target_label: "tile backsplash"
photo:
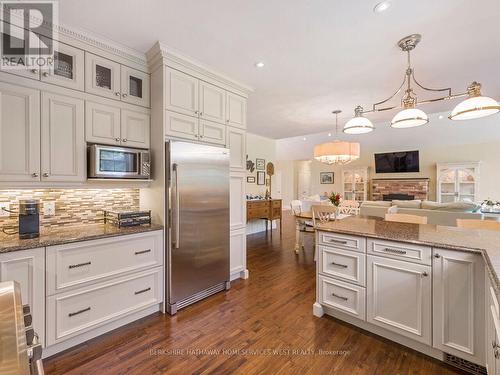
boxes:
[0,188,139,229]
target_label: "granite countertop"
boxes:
[0,223,164,254]
[315,216,500,295]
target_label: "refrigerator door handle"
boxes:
[172,163,180,249]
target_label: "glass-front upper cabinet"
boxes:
[437,162,480,203]
[0,23,40,79]
[41,42,84,90]
[85,52,121,100]
[121,66,150,107]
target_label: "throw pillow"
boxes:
[392,200,422,209]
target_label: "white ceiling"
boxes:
[59,0,500,139]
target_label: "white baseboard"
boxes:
[230,268,249,281]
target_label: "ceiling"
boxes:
[59,0,500,139]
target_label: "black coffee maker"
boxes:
[18,200,40,239]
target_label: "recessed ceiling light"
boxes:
[255,62,265,68]
[328,133,332,137]
[302,137,307,141]
[373,1,391,13]
[438,115,444,120]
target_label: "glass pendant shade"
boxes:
[343,116,374,134]
[391,108,429,128]
[449,95,500,120]
[314,140,360,165]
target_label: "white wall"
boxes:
[246,133,277,197]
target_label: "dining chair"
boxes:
[385,213,428,224]
[338,200,360,215]
[290,200,302,215]
[457,219,500,231]
[312,205,339,226]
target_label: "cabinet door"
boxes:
[165,110,199,141]
[121,66,150,107]
[0,83,40,181]
[433,248,485,365]
[85,101,121,146]
[230,171,246,230]
[121,109,150,148]
[367,255,431,345]
[200,119,226,145]
[226,126,246,170]
[199,81,226,124]
[486,287,497,375]
[41,42,84,91]
[85,52,121,100]
[226,92,246,129]
[0,25,40,80]
[0,248,45,347]
[41,92,85,182]
[230,227,247,278]
[165,67,199,117]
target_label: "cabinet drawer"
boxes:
[247,208,269,218]
[46,267,162,345]
[318,232,366,253]
[47,231,163,295]
[318,275,365,320]
[319,246,366,286]
[367,239,431,265]
[272,201,282,208]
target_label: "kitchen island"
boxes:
[314,216,500,373]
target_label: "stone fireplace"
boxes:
[371,178,429,201]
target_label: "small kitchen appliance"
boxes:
[18,200,40,239]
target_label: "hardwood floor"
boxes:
[44,212,463,375]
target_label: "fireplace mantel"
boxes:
[371,178,429,201]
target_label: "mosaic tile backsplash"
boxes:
[0,189,139,229]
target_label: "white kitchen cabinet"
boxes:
[342,167,368,202]
[85,52,122,100]
[437,162,480,203]
[121,109,150,148]
[230,171,246,230]
[367,255,432,345]
[0,248,45,346]
[226,92,246,129]
[227,126,246,171]
[0,26,40,80]
[0,82,41,182]
[200,119,226,145]
[85,101,122,146]
[165,67,199,117]
[41,42,85,91]
[230,227,247,279]
[41,92,85,182]
[165,110,199,141]
[319,246,366,286]
[433,248,485,365]
[200,81,226,124]
[121,66,150,107]
[486,277,499,375]
[318,275,366,320]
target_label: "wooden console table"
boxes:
[247,199,282,236]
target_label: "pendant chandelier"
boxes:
[314,110,360,165]
[343,34,500,133]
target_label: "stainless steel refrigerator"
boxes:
[165,140,230,315]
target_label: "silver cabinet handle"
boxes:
[199,112,203,116]
[134,287,151,295]
[31,172,39,178]
[122,138,127,143]
[194,110,199,115]
[226,119,230,123]
[434,253,441,258]
[199,135,204,138]
[383,247,407,255]
[31,69,38,74]
[328,239,348,244]
[135,249,151,255]
[115,137,121,142]
[115,92,121,96]
[492,340,497,349]
[68,307,91,317]
[172,163,180,249]
[332,293,348,301]
[42,173,49,178]
[122,93,128,98]
[331,261,348,268]
[421,272,428,277]
[69,261,91,269]
[496,349,500,359]
[42,71,49,77]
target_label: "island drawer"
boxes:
[319,246,366,286]
[46,267,162,345]
[317,232,366,253]
[318,275,366,320]
[46,231,163,295]
[367,238,431,265]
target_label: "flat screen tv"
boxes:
[374,150,420,173]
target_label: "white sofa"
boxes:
[360,200,483,227]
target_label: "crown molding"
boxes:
[147,41,254,95]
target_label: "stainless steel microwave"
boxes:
[88,144,151,179]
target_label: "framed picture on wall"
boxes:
[257,171,266,185]
[320,172,334,184]
[247,176,256,183]
[256,158,266,170]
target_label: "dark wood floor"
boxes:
[44,213,462,375]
